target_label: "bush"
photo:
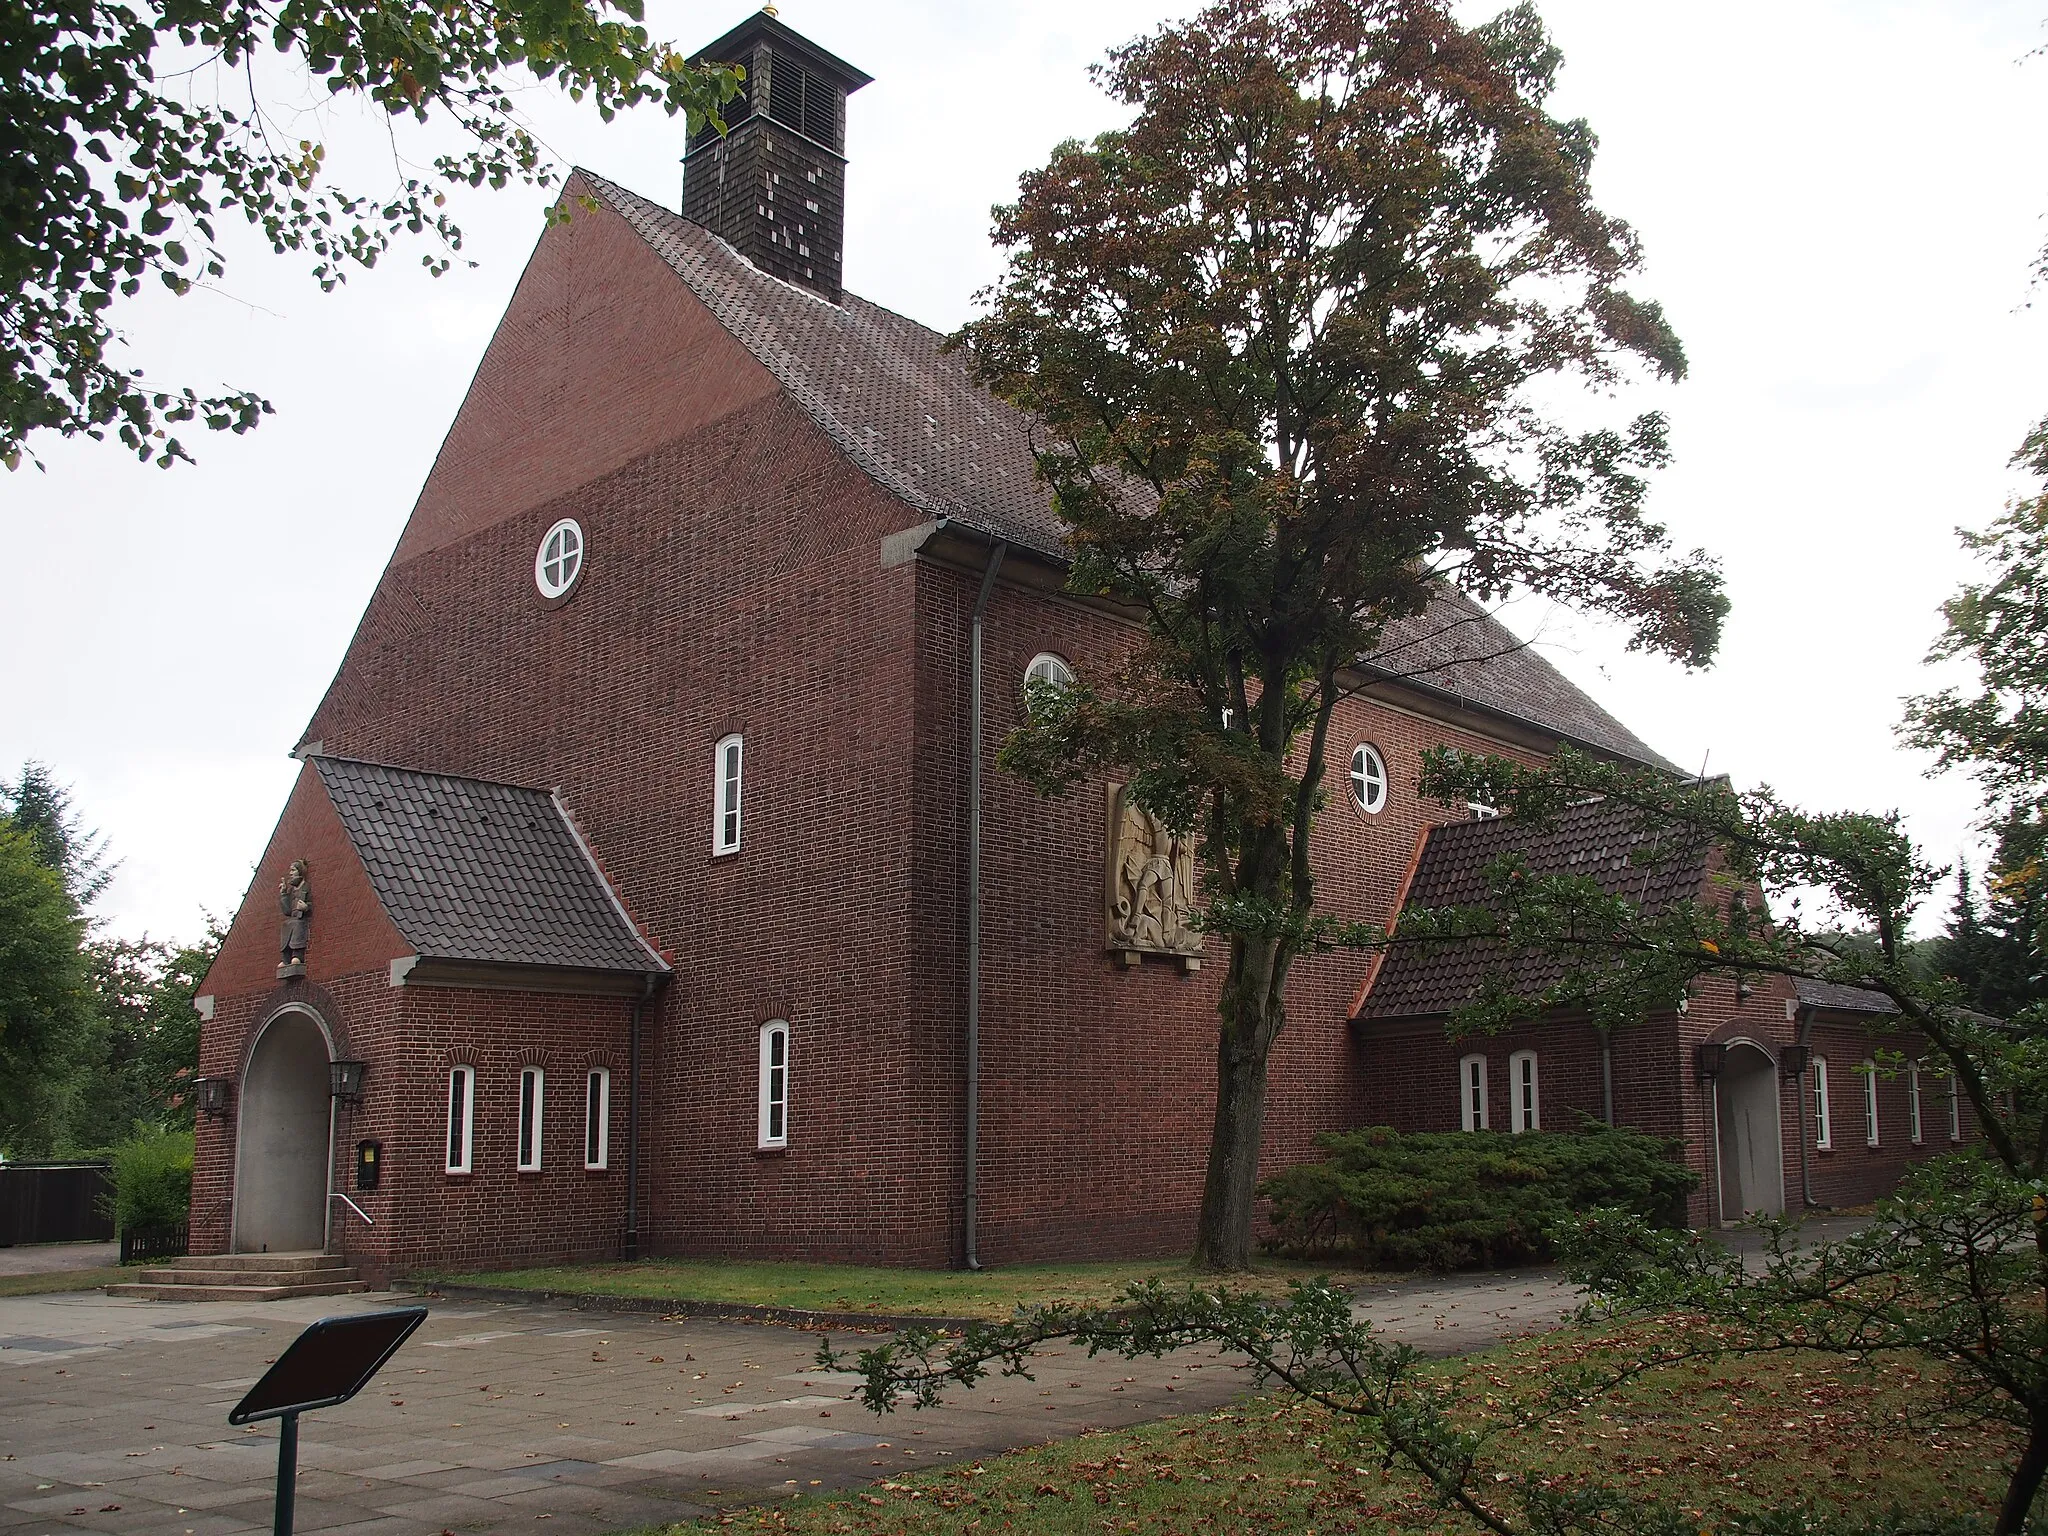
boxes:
[1260,1122,1696,1270]
[106,1123,193,1232]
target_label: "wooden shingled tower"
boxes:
[683,10,872,303]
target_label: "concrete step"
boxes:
[140,1265,356,1287]
[171,1252,350,1275]
[104,1278,369,1303]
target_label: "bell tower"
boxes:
[682,10,872,303]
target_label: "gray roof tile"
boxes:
[314,756,665,975]
[576,170,1671,770]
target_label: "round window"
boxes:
[1023,652,1076,701]
[1349,743,1388,815]
[535,518,585,601]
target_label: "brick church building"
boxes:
[188,11,1960,1280]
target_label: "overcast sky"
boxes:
[4,0,2045,943]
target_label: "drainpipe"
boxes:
[964,538,1007,1272]
[1794,1006,1817,1209]
[1598,1027,1615,1126]
[625,974,655,1261]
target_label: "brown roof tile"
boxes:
[578,170,1670,770]
[1354,796,1714,1021]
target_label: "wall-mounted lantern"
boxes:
[1695,1042,1727,1081]
[329,1060,368,1101]
[194,1076,232,1117]
[1779,1044,1811,1078]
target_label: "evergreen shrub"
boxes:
[107,1123,193,1232]
[1260,1122,1696,1270]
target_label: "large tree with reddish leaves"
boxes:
[966,0,1726,1270]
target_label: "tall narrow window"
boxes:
[1509,1050,1540,1133]
[1908,1060,1923,1144]
[1812,1056,1832,1149]
[585,1068,611,1170]
[1862,1059,1879,1147]
[1459,1054,1489,1131]
[446,1066,474,1174]
[517,1067,544,1171]
[713,734,743,855]
[1949,1075,1963,1142]
[758,1021,789,1148]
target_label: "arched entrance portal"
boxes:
[234,1009,333,1252]
[1716,1042,1785,1221]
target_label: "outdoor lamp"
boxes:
[1695,1042,1727,1081]
[194,1076,231,1116]
[329,1060,368,1101]
[1779,1044,1811,1077]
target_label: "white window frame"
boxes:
[1949,1074,1963,1142]
[1509,1050,1540,1133]
[1023,652,1076,701]
[584,1067,611,1170]
[758,1020,790,1149]
[1469,801,1501,821]
[1812,1056,1832,1149]
[1349,743,1388,815]
[1862,1059,1879,1147]
[517,1066,544,1172]
[713,733,743,855]
[446,1065,475,1174]
[1459,1054,1489,1131]
[534,517,585,599]
[1908,1059,1923,1145]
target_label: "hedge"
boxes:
[1260,1122,1697,1271]
[106,1123,194,1233]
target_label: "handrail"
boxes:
[329,1190,374,1226]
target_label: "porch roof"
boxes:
[312,756,667,981]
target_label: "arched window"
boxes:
[1349,743,1388,815]
[445,1065,474,1174]
[1458,1054,1488,1131]
[534,518,585,600]
[758,1021,790,1149]
[584,1068,611,1170]
[1024,652,1075,702]
[1812,1056,1832,1149]
[713,734,743,855]
[517,1067,544,1171]
[1509,1050,1540,1133]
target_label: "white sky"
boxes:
[3,0,2044,943]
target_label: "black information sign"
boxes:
[230,1306,428,1535]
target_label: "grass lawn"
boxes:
[617,1328,2007,1535]
[413,1257,1392,1321]
[0,1265,130,1297]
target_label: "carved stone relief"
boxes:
[1104,784,1203,969]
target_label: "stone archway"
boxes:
[234,1008,333,1253]
[1715,1041,1785,1221]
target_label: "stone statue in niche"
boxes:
[1105,785,1203,968]
[277,859,312,979]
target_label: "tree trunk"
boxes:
[1192,949,1283,1272]
[1995,1418,2048,1536]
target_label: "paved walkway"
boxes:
[0,1267,1580,1536]
[0,1245,116,1279]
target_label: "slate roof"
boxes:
[576,170,1672,771]
[313,756,666,976]
[1354,797,1715,1021]
[1791,977,1899,1016]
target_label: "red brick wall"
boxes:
[912,558,1559,1263]
[200,765,406,1000]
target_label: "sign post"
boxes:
[229,1306,428,1536]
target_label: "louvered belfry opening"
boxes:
[681,12,871,303]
